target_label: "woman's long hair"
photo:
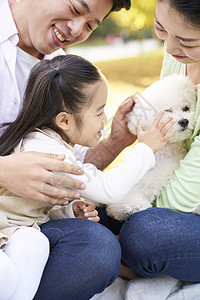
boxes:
[162,0,200,27]
[0,54,102,156]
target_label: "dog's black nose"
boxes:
[178,119,189,128]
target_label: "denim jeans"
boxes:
[33,218,121,300]
[98,207,200,282]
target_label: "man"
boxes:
[1,0,134,298]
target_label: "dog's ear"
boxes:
[126,99,157,134]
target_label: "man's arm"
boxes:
[84,97,137,170]
[0,152,85,205]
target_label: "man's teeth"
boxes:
[53,27,65,42]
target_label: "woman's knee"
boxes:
[119,208,173,267]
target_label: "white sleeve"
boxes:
[77,143,155,204]
[73,144,89,163]
[23,136,155,205]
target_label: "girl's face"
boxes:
[155,1,200,63]
[67,79,108,148]
[15,0,113,58]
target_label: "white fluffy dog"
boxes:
[106,74,197,221]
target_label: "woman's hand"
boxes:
[0,152,86,205]
[72,200,100,222]
[137,111,176,153]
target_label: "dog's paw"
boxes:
[106,202,152,221]
[106,204,130,221]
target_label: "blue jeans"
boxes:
[34,218,121,300]
[98,207,200,282]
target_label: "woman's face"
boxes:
[14,0,113,58]
[155,0,200,63]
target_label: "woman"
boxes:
[98,0,200,293]
[120,0,200,282]
[1,0,133,299]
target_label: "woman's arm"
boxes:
[156,134,200,213]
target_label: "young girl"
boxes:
[0,54,174,299]
[0,58,100,300]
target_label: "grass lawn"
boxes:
[95,48,164,170]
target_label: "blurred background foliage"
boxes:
[88,0,156,41]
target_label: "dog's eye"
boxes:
[183,106,189,112]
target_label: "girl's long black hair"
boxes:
[0,54,102,156]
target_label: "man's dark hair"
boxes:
[111,0,131,12]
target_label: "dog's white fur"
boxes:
[106,74,197,221]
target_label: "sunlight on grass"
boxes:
[95,48,164,170]
[96,48,164,89]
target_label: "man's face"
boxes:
[16,0,113,58]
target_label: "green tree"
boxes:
[111,0,156,32]
[91,0,156,40]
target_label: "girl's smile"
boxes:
[60,79,108,148]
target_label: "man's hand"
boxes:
[109,96,137,148]
[0,152,86,205]
[84,96,137,170]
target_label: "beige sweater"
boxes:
[0,136,75,250]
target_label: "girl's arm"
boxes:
[23,113,175,205]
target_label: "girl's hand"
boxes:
[72,200,100,222]
[137,111,176,153]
